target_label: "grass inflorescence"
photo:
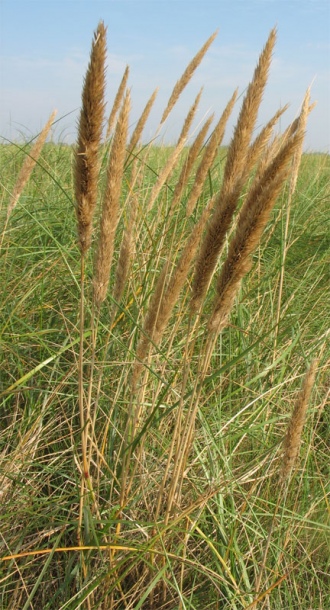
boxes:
[0,21,329,610]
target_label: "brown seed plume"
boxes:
[208,128,304,334]
[93,91,130,307]
[281,359,318,481]
[186,88,238,216]
[132,200,212,387]
[106,65,130,139]
[74,21,107,255]
[113,192,137,306]
[191,28,277,311]
[177,87,203,145]
[160,31,218,125]
[171,114,214,209]
[5,110,57,223]
[128,88,158,154]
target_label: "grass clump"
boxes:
[1,21,329,610]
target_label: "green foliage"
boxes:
[0,136,329,609]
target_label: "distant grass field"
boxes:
[0,22,329,610]
[0,140,329,609]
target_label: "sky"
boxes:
[0,0,329,152]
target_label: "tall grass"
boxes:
[0,22,329,610]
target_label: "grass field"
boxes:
[0,23,329,610]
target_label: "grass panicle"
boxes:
[128,88,158,154]
[281,359,318,481]
[74,21,107,255]
[185,88,238,216]
[93,90,130,308]
[191,27,277,311]
[171,113,214,209]
[177,87,204,145]
[160,30,218,124]
[106,65,130,139]
[208,127,305,334]
[3,110,57,235]
[1,22,326,610]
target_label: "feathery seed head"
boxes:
[75,21,107,255]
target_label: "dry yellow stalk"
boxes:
[5,110,57,223]
[93,91,130,307]
[191,28,277,311]
[128,88,158,154]
[106,65,130,139]
[75,21,107,255]
[208,129,304,334]
[160,31,218,124]
[281,359,318,481]
[186,88,238,216]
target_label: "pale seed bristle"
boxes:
[177,87,203,145]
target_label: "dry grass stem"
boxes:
[160,31,218,124]
[186,88,238,216]
[5,110,57,225]
[75,21,107,255]
[93,90,130,307]
[106,65,129,139]
[191,28,277,311]
[281,359,318,481]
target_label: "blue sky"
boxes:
[0,0,329,151]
